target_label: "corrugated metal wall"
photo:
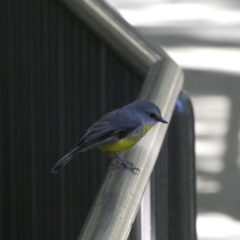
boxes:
[1,1,142,239]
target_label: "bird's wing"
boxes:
[75,120,138,152]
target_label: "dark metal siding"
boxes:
[1,1,142,239]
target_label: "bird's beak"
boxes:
[156,116,168,123]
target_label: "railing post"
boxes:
[152,91,196,240]
[151,136,169,240]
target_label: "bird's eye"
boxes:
[149,113,156,118]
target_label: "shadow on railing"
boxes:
[61,0,196,239]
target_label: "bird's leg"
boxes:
[110,153,140,173]
[113,153,130,168]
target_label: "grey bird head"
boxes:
[130,100,168,125]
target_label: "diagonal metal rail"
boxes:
[62,0,184,239]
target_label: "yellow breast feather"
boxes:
[100,137,138,152]
[100,123,153,153]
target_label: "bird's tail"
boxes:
[51,147,79,173]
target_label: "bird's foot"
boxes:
[109,161,140,174]
[122,161,140,174]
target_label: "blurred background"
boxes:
[105,0,240,239]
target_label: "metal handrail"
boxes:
[61,1,184,239]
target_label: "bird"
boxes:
[51,100,167,173]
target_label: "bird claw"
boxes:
[124,162,140,174]
[109,161,140,174]
[125,161,133,167]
